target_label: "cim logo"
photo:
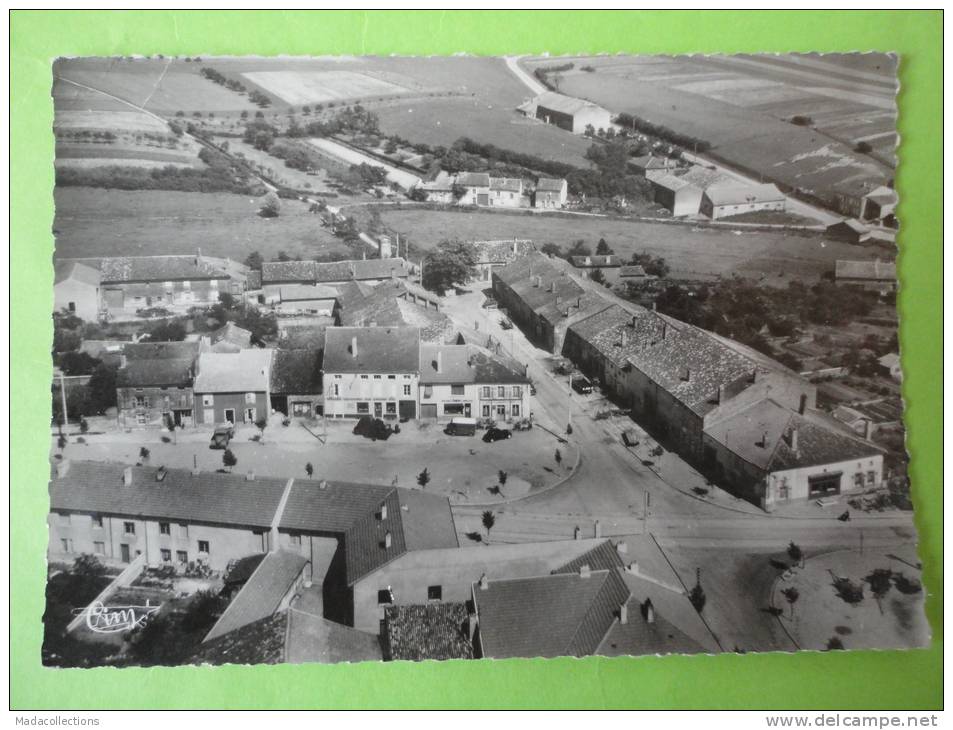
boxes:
[73,601,161,633]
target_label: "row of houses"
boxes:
[49,460,716,662]
[416,172,569,210]
[492,252,885,510]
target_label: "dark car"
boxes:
[571,376,594,395]
[499,317,514,330]
[209,424,234,449]
[482,427,512,443]
[529,382,537,396]
[353,416,393,441]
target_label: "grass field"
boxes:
[53,187,352,262]
[242,70,409,105]
[376,207,881,283]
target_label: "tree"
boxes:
[482,510,496,539]
[72,553,106,577]
[58,351,101,376]
[567,239,591,258]
[222,448,237,472]
[539,242,563,258]
[255,416,268,443]
[584,123,596,138]
[259,191,281,218]
[595,237,614,255]
[305,462,314,478]
[139,446,150,463]
[179,590,227,634]
[689,571,707,613]
[787,541,803,568]
[422,240,477,295]
[781,586,800,619]
[826,636,845,650]
[865,568,894,614]
[243,251,264,271]
[165,413,177,444]
[554,449,563,467]
[498,470,508,488]
[590,268,607,286]
[417,468,430,488]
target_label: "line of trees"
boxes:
[614,112,712,153]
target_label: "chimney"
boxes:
[661,322,667,340]
[120,354,128,369]
[512,239,518,254]
[626,561,640,576]
[616,541,628,556]
[156,466,167,482]
[584,256,591,266]
[863,419,872,441]
[351,336,358,358]
[798,393,808,415]
[683,367,691,382]
[760,431,768,448]
[594,519,601,538]
[122,467,133,487]
[619,602,629,625]
[318,479,328,490]
[643,598,655,624]
[436,351,442,373]
[576,296,581,308]
[573,525,581,540]
[245,470,255,481]
[717,384,726,404]
[380,504,388,521]
[579,564,591,579]
[56,459,70,478]
[479,573,489,590]
[620,329,627,347]
[751,369,758,384]
[789,427,799,452]
[549,281,556,293]
[384,531,392,549]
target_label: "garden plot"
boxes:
[242,70,410,106]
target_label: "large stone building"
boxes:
[519,91,613,135]
[115,340,206,428]
[261,258,413,288]
[54,261,101,321]
[192,348,273,426]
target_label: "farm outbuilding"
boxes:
[533,178,569,209]
[519,91,613,135]
[700,183,786,220]
[648,174,704,217]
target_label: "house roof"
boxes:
[50,461,288,528]
[116,357,194,388]
[619,265,647,278]
[395,300,455,344]
[262,258,412,285]
[261,260,315,283]
[835,259,897,281]
[704,399,884,473]
[864,185,898,205]
[270,349,322,395]
[419,343,529,385]
[99,256,229,284]
[678,166,733,189]
[648,173,697,193]
[322,326,421,374]
[827,219,871,235]
[536,178,567,192]
[223,553,267,587]
[489,177,523,192]
[533,91,609,118]
[54,261,100,287]
[418,171,455,192]
[878,353,901,369]
[336,281,407,328]
[193,349,272,393]
[570,255,620,268]
[211,322,252,352]
[191,612,288,665]
[704,183,784,206]
[204,550,309,642]
[553,539,625,575]
[456,172,490,188]
[270,284,339,302]
[246,270,262,290]
[474,568,630,659]
[630,154,674,170]
[596,593,708,657]
[123,340,202,361]
[383,603,474,661]
[278,479,393,535]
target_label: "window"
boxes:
[482,405,491,417]
[451,384,465,395]
[202,394,214,407]
[333,384,340,397]
[444,403,465,415]
[68,301,76,312]
[93,541,105,555]
[198,540,210,554]
[289,533,302,547]
[334,374,342,379]
[136,413,146,425]
[512,386,522,398]
[386,402,396,414]
[512,404,520,417]
[373,375,382,380]
[423,385,433,398]
[377,588,394,605]
[867,471,876,485]
[482,386,491,399]
[245,392,256,404]
[60,538,71,553]
[403,375,412,379]
[497,386,506,398]
[123,521,136,535]
[360,374,369,380]
[176,550,188,564]
[179,523,189,538]
[403,384,412,396]
[357,402,370,414]
[160,549,172,562]
[387,375,396,380]
[135,394,146,408]
[427,585,442,601]
[854,473,864,488]
[159,522,171,535]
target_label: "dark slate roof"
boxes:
[619,265,647,278]
[99,256,229,284]
[224,553,267,587]
[419,344,529,385]
[536,178,567,192]
[384,603,474,661]
[191,612,288,666]
[261,260,316,284]
[123,340,202,361]
[489,177,523,192]
[704,399,884,473]
[50,462,288,529]
[116,358,194,388]
[54,260,100,287]
[456,172,490,188]
[553,540,625,575]
[205,550,309,641]
[279,479,392,535]
[263,259,412,285]
[596,596,707,657]
[322,326,420,374]
[270,349,322,395]
[474,569,629,659]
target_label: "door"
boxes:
[399,400,417,419]
[496,405,506,418]
[203,408,214,424]
[464,403,471,417]
[224,409,235,424]
[245,407,256,423]
[477,193,489,206]
[374,402,383,418]
[420,403,437,420]
[120,544,130,563]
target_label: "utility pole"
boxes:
[59,371,69,432]
[643,491,650,534]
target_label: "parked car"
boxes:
[353,416,393,441]
[499,317,514,330]
[621,429,639,447]
[482,297,498,310]
[445,417,477,436]
[482,427,512,443]
[529,382,537,396]
[209,424,234,449]
[571,375,594,395]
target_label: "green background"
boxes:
[10,10,942,709]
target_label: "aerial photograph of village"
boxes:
[46,52,925,667]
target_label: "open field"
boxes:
[305,138,422,190]
[242,70,409,106]
[525,54,896,204]
[376,207,881,282]
[53,187,352,262]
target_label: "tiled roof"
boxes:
[835,260,897,281]
[337,281,406,328]
[99,256,229,284]
[50,462,288,528]
[205,550,308,641]
[123,340,202,361]
[678,166,733,189]
[322,326,420,374]
[395,301,454,344]
[568,305,659,369]
[54,261,100,287]
[553,540,625,575]
[534,91,609,118]
[704,399,884,473]
[279,479,392,535]
[116,358,194,388]
[270,349,322,395]
[211,322,252,351]
[619,265,647,278]
[648,173,696,192]
[704,183,784,206]
[261,260,315,284]
[489,177,523,192]
[314,258,412,283]
[191,612,288,665]
[570,255,620,268]
[270,284,339,302]
[383,603,473,661]
[224,553,267,587]
[536,178,566,192]
[246,270,262,290]
[630,155,673,170]
[193,349,272,393]
[456,172,490,188]
[419,344,528,385]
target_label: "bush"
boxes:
[832,576,864,605]
[790,115,814,127]
[855,141,873,154]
